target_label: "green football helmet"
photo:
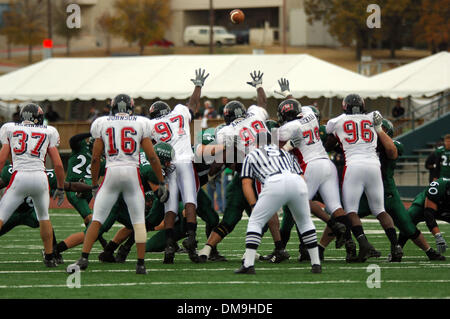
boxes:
[265,120,279,131]
[199,128,216,145]
[154,142,174,166]
[382,119,394,138]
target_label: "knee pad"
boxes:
[214,222,233,239]
[133,223,147,244]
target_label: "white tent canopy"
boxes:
[0,54,370,102]
[360,51,450,99]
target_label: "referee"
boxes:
[236,132,321,274]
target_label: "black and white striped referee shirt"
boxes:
[241,144,302,186]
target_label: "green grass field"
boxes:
[0,209,449,299]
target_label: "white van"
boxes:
[184,26,236,46]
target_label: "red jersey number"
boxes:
[105,127,137,156]
[343,120,373,144]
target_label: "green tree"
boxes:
[3,0,46,63]
[113,0,171,55]
[304,0,374,60]
[52,0,82,56]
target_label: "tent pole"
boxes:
[328,98,333,119]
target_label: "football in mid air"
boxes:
[230,9,245,24]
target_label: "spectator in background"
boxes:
[12,106,21,123]
[218,97,229,118]
[99,104,111,117]
[134,106,146,116]
[87,107,99,122]
[203,100,217,119]
[392,99,405,118]
[45,105,61,122]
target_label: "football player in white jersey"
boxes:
[198,71,289,263]
[325,94,403,262]
[147,69,209,264]
[0,103,66,267]
[68,94,168,275]
[276,96,354,260]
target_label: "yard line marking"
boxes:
[1,279,450,289]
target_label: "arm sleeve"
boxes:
[48,127,60,148]
[248,105,269,121]
[69,133,91,152]
[0,124,10,145]
[326,119,336,135]
[90,118,102,139]
[174,104,191,122]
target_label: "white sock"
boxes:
[198,245,212,257]
[244,248,257,267]
[308,247,321,266]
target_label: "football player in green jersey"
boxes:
[0,165,92,264]
[65,133,107,247]
[97,139,224,263]
[399,177,450,255]
[319,120,444,261]
[433,134,450,178]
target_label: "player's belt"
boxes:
[267,170,291,178]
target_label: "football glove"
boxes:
[435,233,448,254]
[373,111,383,133]
[246,70,264,88]
[274,78,292,98]
[290,134,303,148]
[92,185,99,199]
[191,68,209,87]
[53,188,65,206]
[156,183,169,203]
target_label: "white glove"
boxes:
[274,78,291,98]
[53,188,65,206]
[373,111,383,133]
[435,233,448,254]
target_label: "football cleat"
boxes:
[182,232,201,263]
[43,258,57,268]
[345,239,359,263]
[269,249,290,263]
[388,244,403,262]
[98,251,116,263]
[67,257,88,273]
[311,264,322,274]
[331,222,347,249]
[209,247,227,262]
[426,248,446,261]
[298,244,311,262]
[136,264,147,275]
[368,247,382,258]
[115,245,131,263]
[356,235,374,262]
[163,242,176,264]
[54,252,64,265]
[234,265,256,275]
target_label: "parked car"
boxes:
[184,25,236,46]
[229,29,249,45]
[148,39,174,47]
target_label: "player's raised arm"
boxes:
[275,78,294,100]
[373,112,398,160]
[188,68,209,113]
[247,70,267,108]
